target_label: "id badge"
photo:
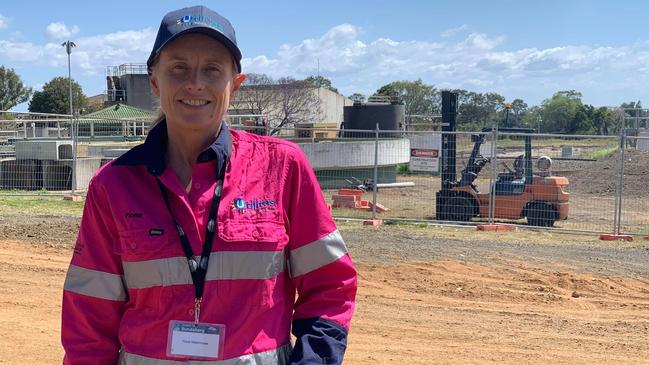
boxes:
[167,320,226,360]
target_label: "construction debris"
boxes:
[331,189,390,212]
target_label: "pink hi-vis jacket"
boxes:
[61,121,357,365]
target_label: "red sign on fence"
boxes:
[411,148,439,157]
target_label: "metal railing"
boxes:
[106,64,148,77]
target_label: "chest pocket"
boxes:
[216,219,289,308]
[219,219,287,246]
[115,228,175,260]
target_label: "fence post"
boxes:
[614,126,626,235]
[371,123,379,220]
[488,128,498,224]
[71,115,78,194]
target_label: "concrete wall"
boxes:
[637,132,649,151]
[122,74,157,111]
[298,138,410,169]
[314,88,353,125]
[229,87,352,127]
[87,145,130,158]
[15,140,73,160]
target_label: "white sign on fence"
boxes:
[407,133,441,173]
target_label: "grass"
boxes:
[588,146,618,160]
[1,192,646,249]
[336,220,649,249]
[496,137,617,149]
[0,195,84,217]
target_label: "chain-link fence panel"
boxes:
[0,114,640,236]
[484,132,618,232]
[0,112,151,195]
[618,135,649,236]
[0,112,76,194]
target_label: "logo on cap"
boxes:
[176,14,224,31]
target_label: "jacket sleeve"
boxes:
[61,178,126,365]
[285,148,357,365]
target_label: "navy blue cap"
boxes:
[147,6,242,72]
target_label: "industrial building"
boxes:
[228,84,353,138]
[105,64,157,111]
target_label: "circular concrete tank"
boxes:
[298,138,410,189]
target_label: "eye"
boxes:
[205,64,221,73]
[171,63,188,71]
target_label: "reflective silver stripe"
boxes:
[64,264,127,301]
[289,230,348,277]
[122,251,286,289]
[118,343,291,365]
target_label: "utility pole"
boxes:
[62,40,77,194]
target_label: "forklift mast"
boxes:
[440,91,458,190]
[459,134,486,187]
[479,127,535,185]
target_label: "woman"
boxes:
[61,6,357,364]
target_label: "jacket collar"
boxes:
[112,119,231,176]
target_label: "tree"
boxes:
[28,76,86,115]
[375,79,438,115]
[620,100,645,130]
[230,75,322,135]
[303,75,338,94]
[83,98,105,115]
[569,105,593,134]
[375,79,439,130]
[349,93,366,103]
[0,66,32,111]
[451,89,505,130]
[510,98,528,127]
[236,73,278,116]
[268,77,321,135]
[591,106,616,135]
[538,90,584,133]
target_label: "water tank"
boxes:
[342,103,405,138]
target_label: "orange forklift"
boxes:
[435,92,569,227]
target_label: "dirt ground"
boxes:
[1,215,649,364]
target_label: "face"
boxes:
[149,33,246,132]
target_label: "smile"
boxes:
[179,99,211,106]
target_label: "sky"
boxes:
[2,0,649,111]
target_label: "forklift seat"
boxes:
[494,178,526,195]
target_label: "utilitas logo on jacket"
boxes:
[232,198,276,214]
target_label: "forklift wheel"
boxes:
[446,196,475,222]
[527,203,556,227]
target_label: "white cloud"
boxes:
[0,14,9,30]
[441,24,468,38]
[2,22,649,105]
[242,24,649,104]
[67,28,157,74]
[0,28,156,75]
[457,33,505,51]
[0,40,44,62]
[45,22,80,40]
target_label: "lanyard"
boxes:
[156,161,227,323]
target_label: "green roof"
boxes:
[85,103,155,120]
